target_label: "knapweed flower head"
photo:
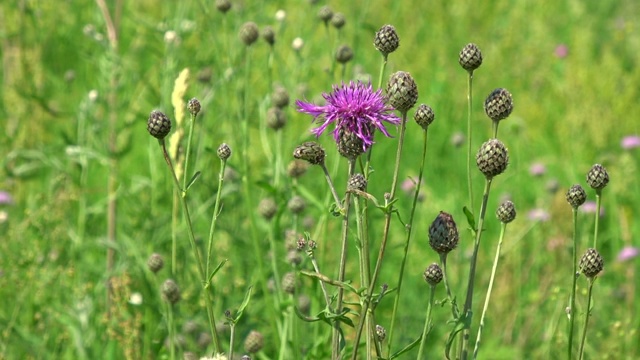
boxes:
[296,81,400,152]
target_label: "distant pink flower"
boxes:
[401,177,425,201]
[529,162,546,177]
[580,201,605,217]
[527,208,550,222]
[621,135,640,150]
[617,246,639,262]
[0,191,12,205]
[451,132,465,148]
[555,44,568,58]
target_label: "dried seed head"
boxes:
[374,25,399,56]
[428,212,459,255]
[244,330,264,353]
[161,279,181,305]
[258,198,277,220]
[579,248,604,278]
[476,138,509,179]
[414,104,435,130]
[347,173,367,192]
[147,253,164,273]
[317,6,333,23]
[459,43,483,72]
[337,129,366,159]
[331,13,346,29]
[287,195,306,214]
[239,22,259,46]
[147,110,172,139]
[217,143,232,160]
[286,250,303,266]
[387,71,418,113]
[286,160,308,178]
[271,86,290,108]
[293,142,326,165]
[566,184,587,209]
[298,294,311,315]
[281,272,297,294]
[215,0,231,13]
[484,88,514,121]
[335,45,354,64]
[241,356,251,360]
[496,200,516,223]
[586,164,609,190]
[187,98,201,116]
[375,325,387,342]
[262,26,275,45]
[266,107,287,130]
[423,263,443,286]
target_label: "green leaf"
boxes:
[389,336,421,359]
[207,259,228,285]
[233,286,253,322]
[186,171,201,190]
[463,206,476,232]
[444,314,469,360]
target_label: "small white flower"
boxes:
[88,89,99,102]
[164,30,179,44]
[129,292,143,305]
[292,37,304,51]
[275,10,286,21]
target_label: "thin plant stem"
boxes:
[460,178,494,360]
[352,192,372,358]
[578,278,597,360]
[228,322,236,360]
[466,71,475,213]
[417,285,437,359]
[351,110,409,360]
[567,208,579,359]
[205,157,227,279]
[387,128,430,353]
[473,222,507,358]
[95,0,120,321]
[376,54,388,90]
[593,191,602,249]
[492,120,499,139]
[167,303,175,360]
[159,140,221,352]
[320,163,343,208]
[332,159,356,360]
[440,253,460,319]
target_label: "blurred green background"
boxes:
[1,0,639,358]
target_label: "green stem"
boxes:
[332,159,355,360]
[387,128,430,353]
[460,178,493,360]
[351,110,408,360]
[578,278,597,360]
[473,222,507,358]
[320,162,343,208]
[568,209,579,359]
[228,323,236,360]
[440,253,460,319]
[466,72,475,213]
[593,191,602,249]
[417,285,436,359]
[159,141,221,352]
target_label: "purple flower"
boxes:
[579,201,605,217]
[529,162,546,177]
[296,81,401,151]
[621,135,640,150]
[617,246,639,262]
[527,208,550,222]
[554,44,568,58]
[0,191,13,205]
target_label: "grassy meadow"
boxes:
[1,0,639,359]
